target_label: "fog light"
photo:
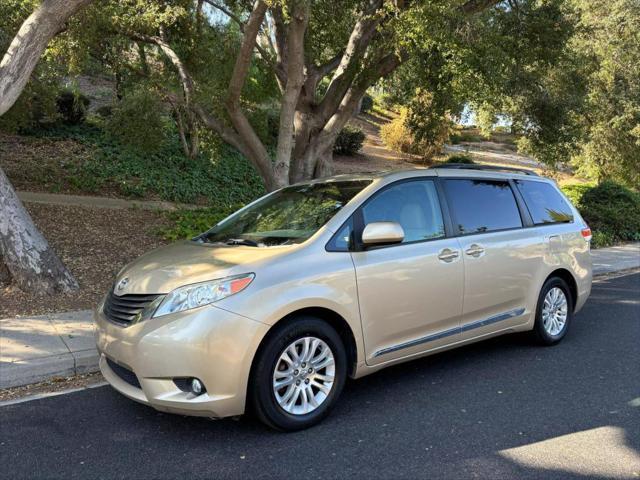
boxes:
[190,378,204,395]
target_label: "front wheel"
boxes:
[249,317,347,431]
[531,277,573,345]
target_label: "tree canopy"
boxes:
[3,0,638,188]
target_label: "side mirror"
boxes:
[361,221,405,246]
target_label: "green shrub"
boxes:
[95,105,113,118]
[334,126,365,156]
[30,123,266,206]
[106,89,167,152]
[360,94,374,113]
[560,183,593,206]
[561,181,640,248]
[248,105,280,147]
[56,89,90,125]
[445,154,474,164]
[591,231,616,248]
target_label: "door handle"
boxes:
[438,248,460,262]
[465,244,485,257]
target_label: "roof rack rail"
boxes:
[431,163,539,176]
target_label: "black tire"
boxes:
[531,276,574,346]
[249,316,347,431]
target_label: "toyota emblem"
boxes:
[116,277,129,292]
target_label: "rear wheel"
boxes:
[532,277,573,345]
[249,317,347,431]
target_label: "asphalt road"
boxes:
[2,273,639,479]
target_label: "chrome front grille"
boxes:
[103,289,160,326]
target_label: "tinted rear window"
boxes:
[515,180,573,225]
[443,179,522,234]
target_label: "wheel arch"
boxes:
[248,307,359,391]
[545,268,578,311]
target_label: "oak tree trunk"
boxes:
[0,0,94,116]
[0,168,78,294]
[0,256,10,286]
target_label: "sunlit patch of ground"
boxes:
[499,426,640,478]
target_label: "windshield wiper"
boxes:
[224,238,260,247]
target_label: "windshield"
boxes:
[196,180,371,247]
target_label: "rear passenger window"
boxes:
[362,180,445,243]
[515,180,574,224]
[443,179,522,234]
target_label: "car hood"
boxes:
[112,241,293,295]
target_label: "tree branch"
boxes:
[225,0,276,189]
[130,32,195,105]
[460,0,502,15]
[191,104,250,158]
[315,52,344,80]
[273,0,310,187]
[271,6,288,73]
[0,0,94,116]
[202,0,285,86]
[203,0,245,26]
[316,0,384,121]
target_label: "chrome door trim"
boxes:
[372,307,525,358]
[459,307,525,333]
[372,325,460,358]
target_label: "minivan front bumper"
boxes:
[95,303,268,418]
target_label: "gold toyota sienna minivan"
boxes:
[95,165,592,431]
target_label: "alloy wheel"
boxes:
[542,287,568,336]
[272,337,335,415]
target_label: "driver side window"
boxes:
[361,180,445,243]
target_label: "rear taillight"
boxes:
[581,227,592,242]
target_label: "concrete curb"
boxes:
[0,310,97,389]
[1,243,638,390]
[17,191,200,211]
[590,243,640,275]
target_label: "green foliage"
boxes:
[561,181,640,248]
[565,0,640,188]
[445,154,474,164]
[247,105,280,147]
[590,231,616,249]
[105,88,168,152]
[0,0,71,131]
[475,105,497,138]
[333,126,365,156]
[3,0,637,194]
[559,182,593,206]
[0,79,59,132]
[30,122,265,205]
[56,89,90,125]
[95,105,113,118]
[360,94,374,113]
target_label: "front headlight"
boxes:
[152,273,255,318]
